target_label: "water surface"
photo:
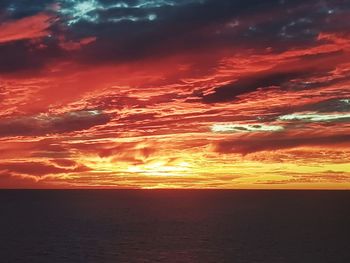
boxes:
[0,190,349,262]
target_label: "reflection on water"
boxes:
[0,190,349,262]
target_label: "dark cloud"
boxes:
[215,133,350,154]
[69,0,300,63]
[64,0,350,65]
[1,0,349,73]
[202,70,311,103]
[0,0,54,19]
[0,40,62,73]
[0,110,110,137]
[299,98,350,113]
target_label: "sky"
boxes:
[0,0,349,189]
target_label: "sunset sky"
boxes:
[0,0,349,189]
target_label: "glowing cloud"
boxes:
[279,112,350,122]
[0,13,54,44]
[211,123,284,133]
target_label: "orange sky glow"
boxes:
[0,0,349,189]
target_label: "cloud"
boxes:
[0,13,54,44]
[256,171,350,185]
[0,37,62,73]
[0,161,90,177]
[0,0,350,188]
[57,0,183,25]
[0,110,110,137]
[294,98,350,113]
[202,45,350,104]
[202,70,313,103]
[276,98,350,123]
[50,158,78,167]
[63,0,315,65]
[58,36,96,51]
[215,133,350,155]
[0,12,60,73]
[0,173,52,188]
[0,0,347,73]
[211,123,284,133]
[279,112,350,122]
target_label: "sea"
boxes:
[0,190,349,263]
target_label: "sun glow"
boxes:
[127,161,191,176]
[77,154,192,177]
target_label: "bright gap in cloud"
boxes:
[279,112,350,122]
[211,123,284,133]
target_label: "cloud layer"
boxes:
[0,0,350,189]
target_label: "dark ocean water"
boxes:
[0,190,349,263]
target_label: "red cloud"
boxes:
[0,13,54,44]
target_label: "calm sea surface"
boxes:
[0,190,349,263]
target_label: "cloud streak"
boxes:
[0,13,54,44]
